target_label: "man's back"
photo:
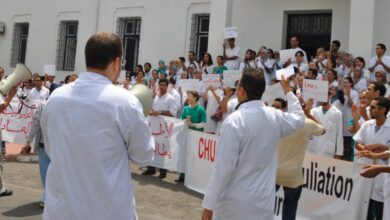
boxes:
[41,72,154,220]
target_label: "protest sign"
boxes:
[203,74,221,89]
[0,97,40,144]
[279,48,301,64]
[302,79,329,102]
[184,130,219,194]
[43,65,56,76]
[276,64,295,80]
[222,70,241,88]
[147,116,188,172]
[178,79,199,93]
[223,27,238,39]
[262,83,285,104]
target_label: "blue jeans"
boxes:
[276,185,303,220]
[38,144,50,202]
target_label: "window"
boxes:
[56,21,78,71]
[190,14,210,61]
[10,22,29,67]
[116,17,141,73]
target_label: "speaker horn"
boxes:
[0,63,32,95]
[131,84,153,117]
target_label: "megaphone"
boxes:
[0,63,32,95]
[131,84,153,117]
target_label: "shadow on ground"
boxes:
[2,201,42,217]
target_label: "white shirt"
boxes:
[354,77,368,94]
[368,55,390,81]
[239,60,256,71]
[215,96,238,135]
[41,72,154,220]
[225,46,240,70]
[168,87,182,117]
[294,62,309,74]
[28,87,49,101]
[152,92,177,117]
[337,65,351,79]
[202,92,304,220]
[204,89,223,133]
[333,90,360,136]
[308,105,344,157]
[353,119,390,202]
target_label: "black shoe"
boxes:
[158,173,167,179]
[174,176,185,183]
[142,169,156,176]
[0,189,13,197]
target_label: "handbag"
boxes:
[211,105,223,122]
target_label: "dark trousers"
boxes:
[276,185,303,220]
[367,199,383,220]
[343,136,353,161]
[146,166,167,175]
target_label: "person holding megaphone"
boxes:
[0,64,32,197]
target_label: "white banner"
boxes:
[184,130,219,194]
[147,116,188,172]
[178,79,199,93]
[184,132,372,219]
[223,27,238,39]
[274,153,371,220]
[202,75,221,89]
[0,97,40,144]
[222,70,241,88]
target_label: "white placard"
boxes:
[222,70,241,88]
[178,79,199,93]
[261,83,286,105]
[223,27,238,39]
[147,116,188,172]
[117,70,127,84]
[276,64,295,80]
[302,79,329,102]
[43,65,56,76]
[203,74,221,89]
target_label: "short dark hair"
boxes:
[168,77,176,85]
[290,35,299,42]
[369,81,387,96]
[373,96,390,115]
[332,40,341,48]
[158,78,169,85]
[85,32,122,70]
[308,68,318,78]
[136,64,143,72]
[274,98,287,109]
[179,57,185,63]
[144,62,151,67]
[377,43,387,52]
[189,51,196,56]
[239,68,266,100]
[354,57,366,68]
[187,90,200,101]
[295,51,304,57]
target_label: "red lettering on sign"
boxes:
[198,137,216,162]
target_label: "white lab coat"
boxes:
[41,72,154,220]
[225,46,240,70]
[353,119,390,203]
[308,105,344,157]
[202,92,304,220]
[28,87,50,101]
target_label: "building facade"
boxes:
[0,0,388,81]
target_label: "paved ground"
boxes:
[0,144,203,220]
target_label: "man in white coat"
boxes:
[41,32,154,220]
[201,68,305,220]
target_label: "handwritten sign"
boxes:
[223,27,238,39]
[262,83,286,105]
[0,97,40,144]
[147,116,188,172]
[222,70,241,88]
[276,64,295,80]
[302,79,329,102]
[202,74,221,89]
[178,79,199,93]
[43,65,56,76]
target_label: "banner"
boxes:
[184,130,219,194]
[202,75,221,89]
[223,27,238,39]
[147,116,188,172]
[178,79,199,93]
[222,70,241,88]
[0,97,40,144]
[184,132,372,219]
[274,153,371,220]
